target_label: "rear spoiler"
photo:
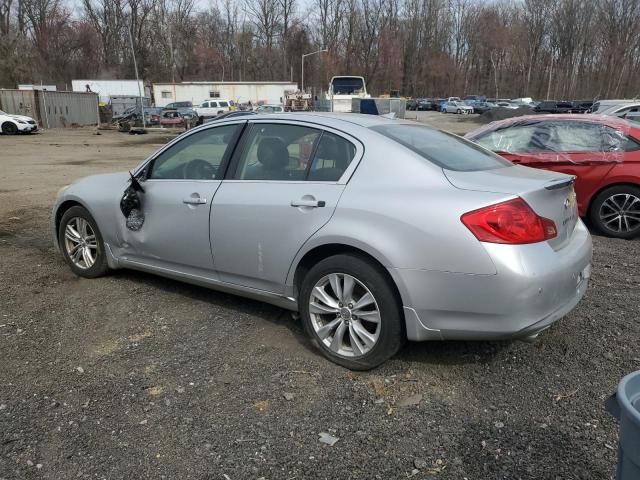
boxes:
[544,177,575,190]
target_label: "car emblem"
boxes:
[564,198,570,209]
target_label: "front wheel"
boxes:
[456,109,462,114]
[589,185,640,239]
[2,122,18,135]
[58,206,110,277]
[300,254,405,370]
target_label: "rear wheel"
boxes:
[58,206,109,277]
[2,122,18,135]
[589,185,640,239]
[300,254,405,370]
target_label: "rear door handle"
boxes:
[291,199,326,208]
[183,196,207,205]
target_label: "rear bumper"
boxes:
[391,219,593,341]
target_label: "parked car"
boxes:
[473,102,495,114]
[590,99,639,114]
[511,97,534,105]
[571,101,594,114]
[113,106,162,126]
[194,99,232,119]
[624,112,640,124]
[163,101,193,110]
[52,113,592,369]
[159,109,185,127]
[495,102,519,109]
[0,109,38,134]
[417,99,436,111]
[533,101,573,114]
[177,107,199,124]
[466,114,640,239]
[255,104,284,113]
[599,103,640,117]
[442,101,474,114]
[406,99,418,111]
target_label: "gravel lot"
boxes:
[1,125,639,480]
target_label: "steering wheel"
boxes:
[183,159,216,180]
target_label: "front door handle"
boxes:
[183,196,207,205]
[291,199,326,208]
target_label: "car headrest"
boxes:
[316,135,338,159]
[257,138,289,171]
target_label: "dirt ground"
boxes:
[1,125,639,480]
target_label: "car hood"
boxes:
[5,114,35,122]
[63,172,131,198]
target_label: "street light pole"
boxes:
[301,48,328,92]
[126,23,146,129]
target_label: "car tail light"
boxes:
[461,198,557,244]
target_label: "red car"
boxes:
[466,114,640,239]
[159,109,185,128]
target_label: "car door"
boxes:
[210,120,362,293]
[115,122,245,275]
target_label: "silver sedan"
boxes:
[52,113,592,369]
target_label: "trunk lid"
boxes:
[444,165,578,250]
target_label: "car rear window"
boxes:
[372,124,512,171]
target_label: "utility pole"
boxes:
[301,48,328,92]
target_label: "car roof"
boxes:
[469,114,640,135]
[595,99,639,105]
[241,112,402,128]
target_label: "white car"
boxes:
[443,101,473,114]
[496,102,519,109]
[0,110,38,134]
[194,99,232,119]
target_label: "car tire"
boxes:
[456,109,462,114]
[58,206,109,278]
[2,121,18,135]
[589,185,640,239]
[299,254,405,370]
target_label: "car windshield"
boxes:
[371,124,512,172]
[0,110,7,115]
[331,77,365,94]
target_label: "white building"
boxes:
[152,81,298,107]
[71,80,145,104]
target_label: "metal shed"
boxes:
[0,89,99,128]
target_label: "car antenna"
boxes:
[129,171,145,193]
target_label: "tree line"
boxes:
[1,0,639,100]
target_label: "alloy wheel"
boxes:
[599,193,640,233]
[63,217,98,269]
[308,273,381,358]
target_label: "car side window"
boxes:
[544,122,604,152]
[476,124,539,153]
[149,124,240,180]
[234,123,321,181]
[601,125,640,152]
[308,132,357,181]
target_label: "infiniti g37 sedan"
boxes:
[52,113,592,370]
